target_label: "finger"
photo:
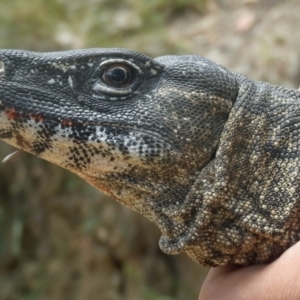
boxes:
[199,264,266,300]
[199,241,300,300]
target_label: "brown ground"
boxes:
[0,0,299,299]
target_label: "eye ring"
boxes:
[102,64,134,88]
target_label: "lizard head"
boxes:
[0,49,238,259]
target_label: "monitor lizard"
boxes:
[0,48,299,267]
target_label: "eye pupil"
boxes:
[108,67,127,83]
[102,64,134,88]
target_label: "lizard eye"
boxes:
[92,59,141,96]
[101,64,134,88]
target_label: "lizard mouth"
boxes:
[0,105,174,149]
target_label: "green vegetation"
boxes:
[0,0,206,54]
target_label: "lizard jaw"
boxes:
[0,105,192,218]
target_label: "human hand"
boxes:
[199,241,300,300]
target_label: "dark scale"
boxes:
[32,141,51,154]
[0,130,13,139]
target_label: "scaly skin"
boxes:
[0,48,299,266]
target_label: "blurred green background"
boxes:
[0,0,300,299]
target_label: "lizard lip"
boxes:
[0,106,175,149]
